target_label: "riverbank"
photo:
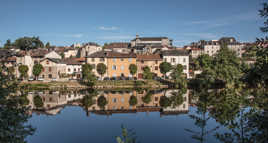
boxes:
[19,80,168,90]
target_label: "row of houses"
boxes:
[0,35,191,81]
[186,37,246,58]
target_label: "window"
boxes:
[155,66,158,70]
[183,58,186,63]
[74,68,76,72]
[141,60,144,64]
[49,74,52,78]
[155,60,158,64]
[184,97,187,101]
[100,58,105,62]
[112,98,117,103]
[183,104,186,109]
[68,68,71,72]
[92,64,96,69]
[183,65,187,70]
[121,65,124,70]
[172,58,176,63]
[128,58,132,62]
[46,60,49,65]
[164,58,167,62]
[49,67,52,72]
[113,58,116,62]
[121,58,124,61]
[112,65,117,70]
[121,98,124,103]
[155,97,159,101]
[91,58,95,62]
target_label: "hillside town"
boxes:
[0,35,253,82]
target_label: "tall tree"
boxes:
[159,62,172,79]
[170,64,187,89]
[14,36,44,50]
[45,42,50,48]
[96,63,107,79]
[3,39,12,49]
[142,66,154,80]
[129,64,137,78]
[32,64,43,80]
[0,64,35,142]
[18,65,29,79]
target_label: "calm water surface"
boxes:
[25,89,227,143]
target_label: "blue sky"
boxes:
[0,0,266,47]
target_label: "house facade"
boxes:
[162,50,189,78]
[136,54,163,79]
[39,58,66,81]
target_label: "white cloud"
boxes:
[98,35,134,40]
[63,34,83,38]
[98,26,119,31]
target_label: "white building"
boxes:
[80,43,102,57]
[45,51,62,59]
[162,50,189,78]
[131,35,173,47]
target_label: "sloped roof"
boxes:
[104,42,130,49]
[132,37,169,41]
[87,51,136,58]
[161,50,189,56]
[136,54,162,61]
[61,58,82,65]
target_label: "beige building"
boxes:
[136,54,163,79]
[39,58,66,81]
[131,35,172,47]
[80,43,102,57]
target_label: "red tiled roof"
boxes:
[104,43,130,49]
[136,54,162,61]
[88,51,136,58]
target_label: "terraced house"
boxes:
[136,54,163,79]
[87,51,137,78]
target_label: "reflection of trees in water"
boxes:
[0,65,35,142]
[185,89,219,143]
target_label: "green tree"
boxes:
[170,64,187,89]
[170,91,184,106]
[142,66,154,80]
[159,96,171,108]
[14,36,44,50]
[159,62,172,79]
[32,64,43,80]
[45,42,50,48]
[195,54,213,70]
[97,63,107,79]
[97,95,107,109]
[18,65,29,79]
[82,64,96,87]
[34,95,43,108]
[116,126,137,143]
[4,39,12,49]
[129,64,137,78]
[129,95,138,106]
[0,65,35,142]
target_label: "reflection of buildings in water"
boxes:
[161,90,189,116]
[28,89,189,116]
[27,90,85,110]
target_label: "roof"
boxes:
[161,50,189,56]
[30,49,49,57]
[41,58,63,64]
[104,42,130,49]
[87,51,136,58]
[136,54,162,61]
[132,37,169,41]
[5,56,16,62]
[62,58,82,65]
